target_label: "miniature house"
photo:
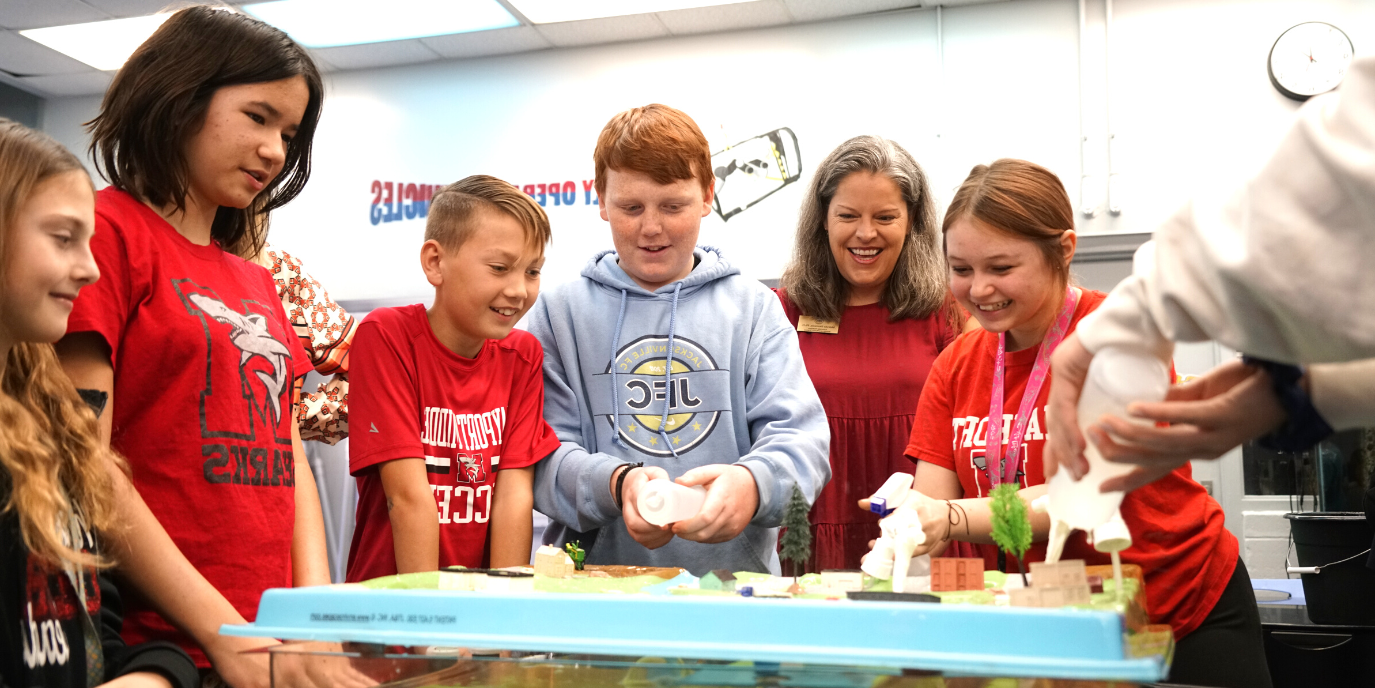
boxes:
[701,569,737,592]
[819,569,864,592]
[1030,560,1087,588]
[534,545,575,578]
[931,558,984,592]
[1010,559,1093,608]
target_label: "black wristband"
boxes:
[1243,356,1335,452]
[613,462,644,511]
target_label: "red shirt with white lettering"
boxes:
[345,305,560,582]
[65,188,313,666]
[905,289,1238,639]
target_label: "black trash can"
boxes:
[1284,512,1375,626]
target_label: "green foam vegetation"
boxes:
[534,575,674,595]
[929,589,995,605]
[353,567,1139,617]
[359,572,440,590]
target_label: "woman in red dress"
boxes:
[776,135,962,571]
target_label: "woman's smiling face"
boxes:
[826,171,907,306]
[945,215,1067,350]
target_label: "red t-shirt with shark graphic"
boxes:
[345,304,560,582]
[66,188,312,666]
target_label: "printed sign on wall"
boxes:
[712,127,803,222]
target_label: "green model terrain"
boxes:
[354,567,1142,618]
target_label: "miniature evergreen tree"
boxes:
[989,483,1032,586]
[778,485,812,578]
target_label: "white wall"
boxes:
[38,0,1373,576]
[41,0,1375,302]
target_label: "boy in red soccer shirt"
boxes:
[345,175,561,580]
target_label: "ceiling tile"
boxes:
[53,1,276,21]
[535,14,670,48]
[308,39,441,71]
[18,70,113,97]
[783,0,923,23]
[0,0,108,31]
[420,25,551,60]
[656,0,792,36]
[80,0,199,18]
[0,30,96,76]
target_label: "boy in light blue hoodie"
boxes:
[528,104,830,575]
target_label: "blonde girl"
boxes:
[0,119,196,688]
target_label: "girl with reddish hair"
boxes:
[893,159,1269,688]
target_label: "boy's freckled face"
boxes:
[427,209,543,358]
[598,168,713,292]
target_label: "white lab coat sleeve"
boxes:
[1078,55,1375,364]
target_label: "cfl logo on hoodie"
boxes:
[604,335,725,457]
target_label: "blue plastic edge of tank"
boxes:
[222,587,1166,681]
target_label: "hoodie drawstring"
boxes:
[658,282,683,457]
[609,289,630,449]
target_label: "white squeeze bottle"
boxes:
[637,479,707,526]
[1044,344,1169,562]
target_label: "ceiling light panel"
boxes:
[243,0,519,48]
[20,13,172,71]
[510,0,764,25]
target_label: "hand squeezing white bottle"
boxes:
[1040,344,1169,594]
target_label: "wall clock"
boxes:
[1268,22,1354,101]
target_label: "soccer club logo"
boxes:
[606,335,720,457]
[455,453,489,485]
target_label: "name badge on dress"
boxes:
[797,315,840,334]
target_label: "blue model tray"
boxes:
[223,586,1167,682]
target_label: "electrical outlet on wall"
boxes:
[1199,480,1214,496]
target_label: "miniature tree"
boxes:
[564,541,586,571]
[989,484,1032,586]
[778,485,813,578]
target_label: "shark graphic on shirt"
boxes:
[189,292,293,425]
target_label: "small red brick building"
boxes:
[931,557,984,592]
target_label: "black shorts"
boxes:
[1166,556,1271,688]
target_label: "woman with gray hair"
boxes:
[777,135,965,571]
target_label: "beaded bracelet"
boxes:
[613,462,645,511]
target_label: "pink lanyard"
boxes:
[985,286,1080,487]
